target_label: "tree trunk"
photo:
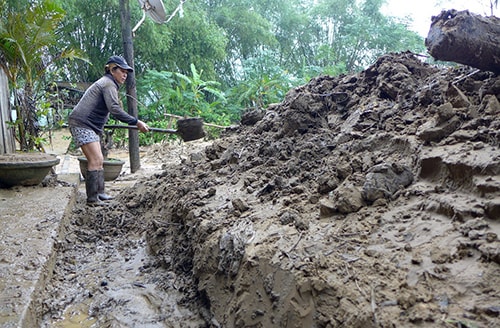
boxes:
[16,87,40,151]
[425,10,500,74]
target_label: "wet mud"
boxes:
[39,52,499,327]
[39,194,206,327]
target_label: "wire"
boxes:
[165,0,187,24]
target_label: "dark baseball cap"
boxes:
[106,55,133,72]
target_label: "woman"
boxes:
[68,55,149,205]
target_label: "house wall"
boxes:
[0,68,15,154]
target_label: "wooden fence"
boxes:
[0,68,15,154]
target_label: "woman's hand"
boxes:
[136,120,150,133]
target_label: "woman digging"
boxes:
[68,55,149,205]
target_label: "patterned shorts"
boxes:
[69,127,100,147]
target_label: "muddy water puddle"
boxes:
[40,202,205,328]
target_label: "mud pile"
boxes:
[44,52,499,327]
[125,52,499,327]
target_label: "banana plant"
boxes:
[138,63,226,121]
[173,63,226,117]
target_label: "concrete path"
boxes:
[0,184,76,328]
[0,129,79,327]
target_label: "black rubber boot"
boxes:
[85,170,105,205]
[97,170,114,201]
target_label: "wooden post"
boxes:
[120,0,141,173]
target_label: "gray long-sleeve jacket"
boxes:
[68,74,137,134]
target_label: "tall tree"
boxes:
[202,0,424,81]
[310,0,424,72]
[160,3,227,82]
[198,0,277,86]
[53,0,125,81]
[53,0,227,82]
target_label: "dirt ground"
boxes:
[38,52,499,327]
